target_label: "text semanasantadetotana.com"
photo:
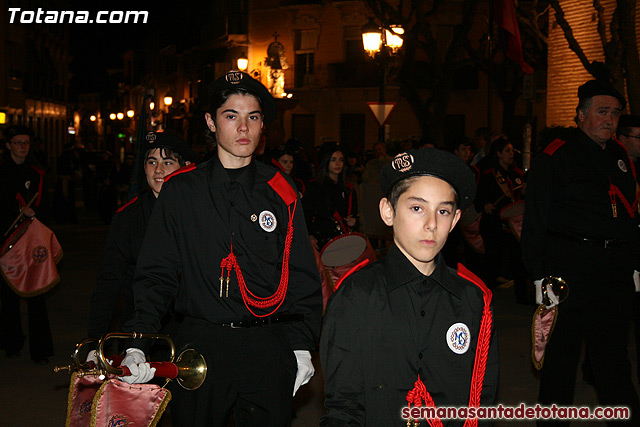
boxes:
[8,8,148,24]
[401,404,630,421]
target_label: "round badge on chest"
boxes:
[618,159,628,173]
[259,210,277,232]
[446,322,471,354]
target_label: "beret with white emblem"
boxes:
[145,131,197,163]
[380,148,477,210]
[208,70,277,124]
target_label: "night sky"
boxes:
[67,0,180,95]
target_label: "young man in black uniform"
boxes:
[521,80,640,426]
[0,125,53,364]
[321,149,498,426]
[121,71,323,426]
[86,132,196,358]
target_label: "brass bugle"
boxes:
[97,332,207,390]
[541,276,569,307]
[53,338,103,377]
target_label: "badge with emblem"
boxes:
[391,152,414,173]
[446,322,470,354]
[515,178,522,185]
[146,132,156,143]
[259,210,277,232]
[618,159,628,173]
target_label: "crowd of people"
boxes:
[1,74,639,426]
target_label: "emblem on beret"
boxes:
[392,152,414,173]
[618,159,628,173]
[259,210,277,232]
[226,71,243,84]
[446,322,470,354]
[146,132,156,142]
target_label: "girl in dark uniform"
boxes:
[304,143,358,250]
[475,137,528,303]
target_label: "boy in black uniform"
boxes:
[0,125,53,363]
[121,71,323,426]
[85,132,196,359]
[321,148,498,426]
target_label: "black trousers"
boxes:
[0,276,53,360]
[537,236,640,426]
[168,317,297,427]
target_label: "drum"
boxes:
[500,201,525,240]
[459,206,485,254]
[320,233,376,290]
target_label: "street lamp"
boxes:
[237,53,248,72]
[362,19,404,143]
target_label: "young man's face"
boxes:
[619,127,640,161]
[6,134,31,163]
[144,148,185,197]
[205,93,264,168]
[578,95,621,145]
[454,144,470,162]
[379,175,461,276]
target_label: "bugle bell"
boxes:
[97,332,207,390]
[540,276,569,307]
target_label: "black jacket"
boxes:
[129,157,322,351]
[321,245,499,426]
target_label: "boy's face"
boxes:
[379,175,461,276]
[145,148,184,197]
[204,92,264,168]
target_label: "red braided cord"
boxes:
[221,201,297,317]
[610,184,637,218]
[405,266,493,427]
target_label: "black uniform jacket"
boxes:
[129,157,322,351]
[0,158,44,236]
[521,128,640,280]
[88,190,155,339]
[320,245,499,426]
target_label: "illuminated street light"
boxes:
[237,53,248,72]
[117,112,124,120]
[90,115,97,122]
[164,95,173,107]
[126,109,135,118]
[109,113,116,120]
[362,18,382,58]
[150,101,155,110]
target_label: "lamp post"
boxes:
[362,19,404,144]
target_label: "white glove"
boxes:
[85,349,112,367]
[86,349,98,365]
[293,350,314,396]
[634,270,640,292]
[119,348,155,384]
[534,279,559,309]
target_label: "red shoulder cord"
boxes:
[219,172,298,318]
[405,265,493,427]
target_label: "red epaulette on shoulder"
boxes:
[30,164,46,176]
[334,259,371,291]
[268,171,297,206]
[543,138,566,156]
[457,263,492,302]
[116,196,139,213]
[165,163,197,182]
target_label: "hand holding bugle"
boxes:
[4,192,39,237]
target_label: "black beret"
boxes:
[578,80,626,109]
[3,125,34,141]
[144,131,197,163]
[618,114,640,129]
[208,71,277,124]
[380,148,476,210]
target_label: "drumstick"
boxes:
[4,192,39,237]
[491,184,525,207]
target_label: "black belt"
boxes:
[220,313,304,328]
[549,231,627,248]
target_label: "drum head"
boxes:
[321,234,367,267]
[459,206,482,227]
[500,201,525,219]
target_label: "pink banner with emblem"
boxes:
[66,372,104,427]
[91,379,171,427]
[0,218,62,297]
